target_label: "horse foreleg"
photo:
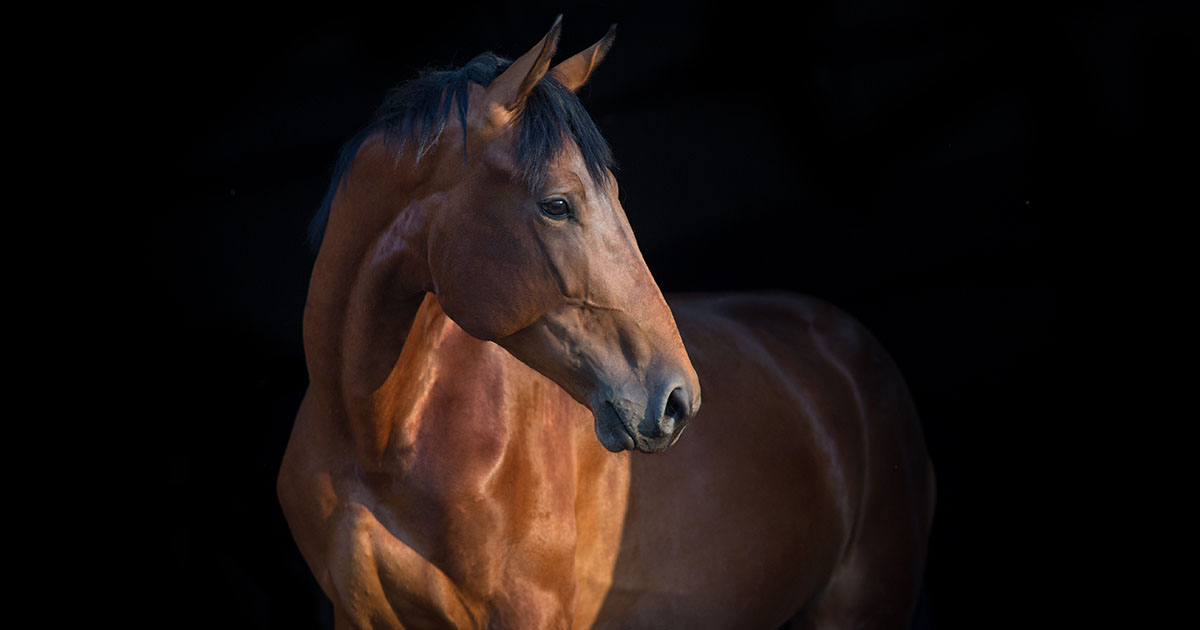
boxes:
[325,502,476,630]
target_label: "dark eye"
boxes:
[538,198,571,219]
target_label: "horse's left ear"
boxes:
[549,24,617,92]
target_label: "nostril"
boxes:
[664,387,688,421]
[637,386,694,442]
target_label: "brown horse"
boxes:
[278,17,935,629]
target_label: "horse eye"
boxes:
[539,198,571,218]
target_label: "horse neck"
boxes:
[303,134,438,466]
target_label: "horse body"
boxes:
[281,291,932,628]
[279,18,934,629]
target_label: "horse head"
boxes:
[326,17,700,453]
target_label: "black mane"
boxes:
[308,52,615,250]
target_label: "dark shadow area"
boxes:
[133,1,1175,627]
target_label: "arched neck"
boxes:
[302,135,435,465]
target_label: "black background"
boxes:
[137,1,1184,628]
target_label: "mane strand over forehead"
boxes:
[308,52,615,250]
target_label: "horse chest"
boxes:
[357,392,587,626]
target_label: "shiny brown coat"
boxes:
[278,18,935,629]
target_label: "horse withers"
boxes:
[278,17,935,629]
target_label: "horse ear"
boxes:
[549,24,616,92]
[486,15,563,112]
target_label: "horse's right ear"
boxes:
[483,15,563,116]
[550,24,616,92]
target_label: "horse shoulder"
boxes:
[279,391,478,628]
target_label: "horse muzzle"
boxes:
[592,381,700,453]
